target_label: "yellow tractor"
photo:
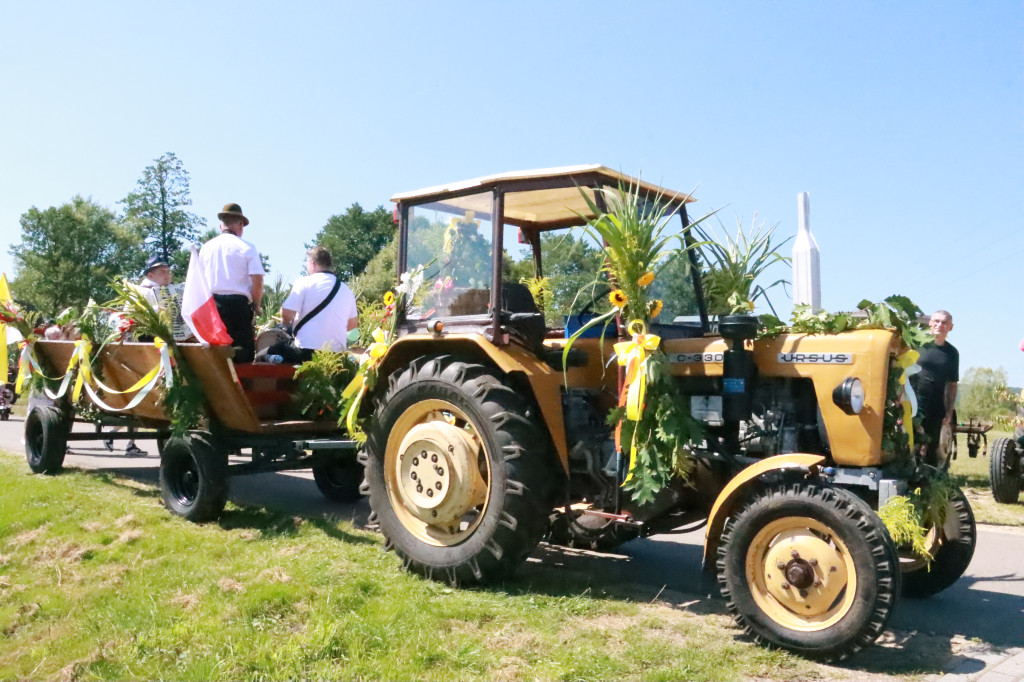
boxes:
[359,165,975,660]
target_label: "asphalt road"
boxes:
[2,413,1022,655]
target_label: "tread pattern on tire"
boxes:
[716,482,900,662]
[990,438,1022,504]
[364,355,560,585]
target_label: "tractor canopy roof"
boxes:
[390,164,696,232]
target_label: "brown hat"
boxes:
[218,203,249,226]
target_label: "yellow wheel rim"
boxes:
[746,516,858,631]
[384,399,490,546]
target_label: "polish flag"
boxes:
[181,246,232,345]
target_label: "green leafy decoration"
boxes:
[293,349,358,419]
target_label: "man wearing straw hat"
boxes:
[198,203,265,362]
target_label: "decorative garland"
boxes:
[339,266,425,442]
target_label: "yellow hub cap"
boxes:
[385,400,490,546]
[747,517,857,631]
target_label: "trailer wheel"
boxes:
[24,406,69,474]
[990,438,1021,504]
[717,482,900,661]
[900,485,976,598]
[159,434,228,522]
[364,355,558,585]
[312,458,363,503]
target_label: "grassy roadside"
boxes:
[949,431,1024,527]
[0,451,849,682]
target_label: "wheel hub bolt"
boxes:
[410,472,417,480]
[776,561,786,570]
[437,467,444,476]
[426,489,434,497]
[431,454,438,463]
[780,582,790,589]
[813,579,822,587]
[790,550,800,559]
[435,482,442,490]
[413,457,420,466]
[809,558,818,566]
[448,445,454,453]
[416,484,423,493]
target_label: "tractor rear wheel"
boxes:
[24,406,69,474]
[900,485,976,598]
[364,355,559,585]
[717,482,900,661]
[990,438,1021,504]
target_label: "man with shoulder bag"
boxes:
[267,246,358,363]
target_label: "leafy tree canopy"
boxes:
[309,204,395,281]
[957,366,1017,422]
[121,152,206,274]
[9,196,141,314]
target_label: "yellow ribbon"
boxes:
[895,349,920,449]
[612,320,661,483]
[340,327,392,442]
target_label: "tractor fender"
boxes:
[374,333,569,471]
[702,453,826,567]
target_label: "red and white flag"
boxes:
[181,246,232,345]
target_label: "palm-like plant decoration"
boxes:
[696,215,792,316]
[568,180,712,504]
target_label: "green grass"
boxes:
[948,430,1024,527]
[0,451,840,682]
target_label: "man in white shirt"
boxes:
[198,203,265,362]
[277,246,358,361]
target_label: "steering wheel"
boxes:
[573,283,612,321]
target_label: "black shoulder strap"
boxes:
[293,275,343,336]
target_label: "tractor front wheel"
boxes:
[900,485,976,598]
[364,355,558,585]
[717,482,900,661]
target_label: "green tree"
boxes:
[308,204,395,280]
[9,196,140,314]
[538,231,605,324]
[121,152,206,272]
[957,367,1017,422]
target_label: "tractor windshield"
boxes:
[405,191,496,321]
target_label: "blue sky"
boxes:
[2,2,1021,383]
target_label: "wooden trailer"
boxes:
[23,340,361,521]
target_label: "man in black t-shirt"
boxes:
[911,309,959,467]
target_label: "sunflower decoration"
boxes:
[637,271,655,288]
[609,289,628,309]
[382,291,395,306]
[648,299,664,319]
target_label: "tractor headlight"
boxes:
[832,377,865,415]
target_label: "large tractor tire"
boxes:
[717,482,900,661]
[900,485,976,598]
[312,457,364,503]
[24,406,69,474]
[159,434,228,522]
[364,355,559,585]
[990,437,1022,504]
